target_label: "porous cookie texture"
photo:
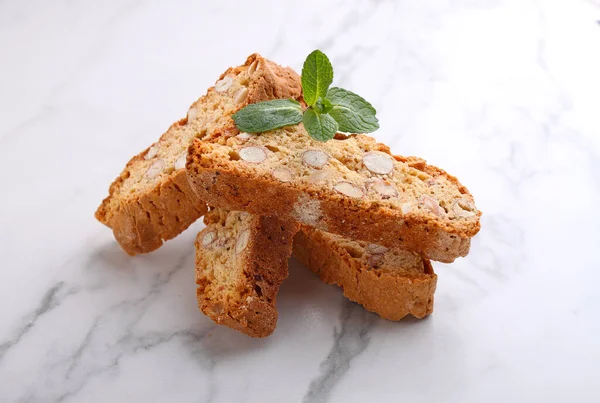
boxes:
[186,127,481,263]
[195,209,299,338]
[95,54,302,255]
[293,227,437,320]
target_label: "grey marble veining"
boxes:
[1,0,600,402]
[303,301,376,403]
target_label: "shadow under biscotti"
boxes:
[278,257,435,328]
[89,230,431,360]
[188,259,326,356]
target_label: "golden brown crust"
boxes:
[96,54,302,255]
[97,169,208,254]
[186,134,480,263]
[195,209,299,338]
[293,227,437,320]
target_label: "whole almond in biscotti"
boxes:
[333,181,363,198]
[201,230,217,247]
[362,151,394,175]
[293,226,437,320]
[239,146,267,163]
[95,54,302,255]
[302,149,329,168]
[195,209,299,338]
[186,126,481,263]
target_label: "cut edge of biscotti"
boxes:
[95,54,302,255]
[186,126,481,263]
[293,226,437,320]
[195,208,299,338]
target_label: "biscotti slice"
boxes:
[195,208,299,337]
[186,127,481,263]
[96,54,301,255]
[293,227,437,320]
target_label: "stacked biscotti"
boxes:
[97,54,480,337]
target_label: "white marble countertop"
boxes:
[2,1,600,402]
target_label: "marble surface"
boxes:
[1,0,600,402]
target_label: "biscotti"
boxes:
[186,127,481,263]
[195,209,299,337]
[293,227,437,320]
[96,54,301,255]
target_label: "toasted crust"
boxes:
[293,227,437,320]
[96,54,302,255]
[195,209,299,337]
[186,131,480,263]
[97,169,208,254]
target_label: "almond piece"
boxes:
[145,159,164,179]
[292,195,322,227]
[214,237,229,249]
[236,132,256,141]
[214,76,233,92]
[307,169,332,184]
[174,153,187,170]
[209,302,224,315]
[202,231,217,247]
[145,145,159,160]
[401,202,413,214]
[187,108,197,122]
[273,167,294,182]
[453,198,477,218]
[248,60,259,75]
[363,151,394,175]
[302,149,329,169]
[239,146,267,163]
[372,181,397,198]
[234,87,249,104]
[367,254,384,268]
[333,182,363,198]
[366,244,389,254]
[236,229,250,254]
[420,195,443,216]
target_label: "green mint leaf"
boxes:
[301,50,334,106]
[232,99,303,133]
[315,97,333,114]
[327,87,379,133]
[303,108,338,142]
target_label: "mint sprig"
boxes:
[232,50,379,142]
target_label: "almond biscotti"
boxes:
[195,209,299,337]
[186,127,481,263]
[96,54,301,255]
[293,227,437,320]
